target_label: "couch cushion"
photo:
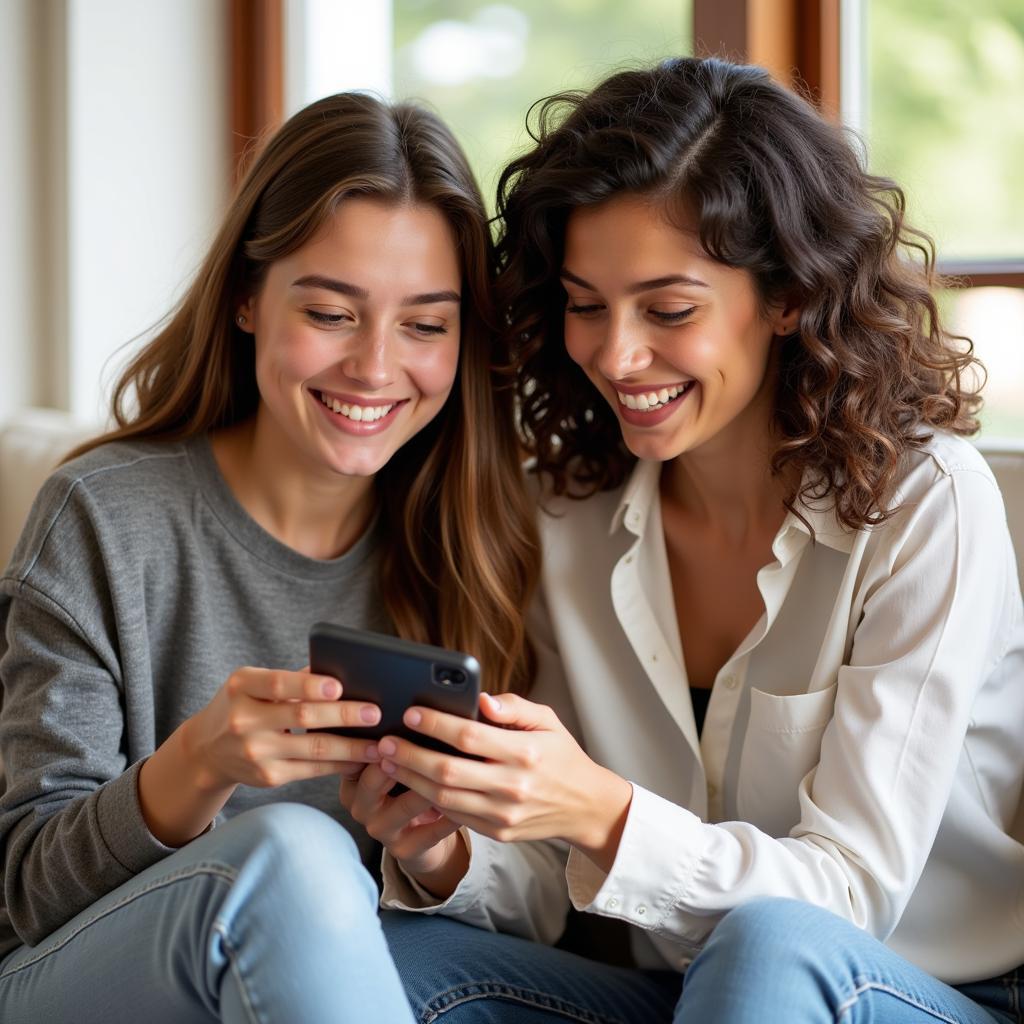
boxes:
[0,409,96,568]
[976,438,1024,592]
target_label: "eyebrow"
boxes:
[560,268,709,294]
[292,275,460,306]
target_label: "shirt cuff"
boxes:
[380,828,493,915]
[95,758,179,874]
[566,783,705,932]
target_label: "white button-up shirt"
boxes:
[382,433,1024,985]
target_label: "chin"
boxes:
[619,430,685,463]
[323,450,392,478]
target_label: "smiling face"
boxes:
[561,193,798,464]
[238,198,462,479]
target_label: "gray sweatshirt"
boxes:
[0,436,390,955]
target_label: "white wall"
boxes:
[285,0,393,116]
[0,1,45,418]
[0,0,229,424]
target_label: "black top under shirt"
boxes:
[690,686,712,736]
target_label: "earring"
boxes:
[236,314,247,326]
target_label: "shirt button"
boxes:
[708,783,718,799]
[607,897,619,909]
[651,653,658,663]
[723,675,738,690]
[624,554,634,564]
[636,905,647,915]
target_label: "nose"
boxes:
[339,323,395,390]
[594,313,653,381]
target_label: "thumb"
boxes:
[479,692,556,731]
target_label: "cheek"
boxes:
[563,320,597,370]
[409,338,461,399]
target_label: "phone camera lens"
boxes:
[433,666,465,687]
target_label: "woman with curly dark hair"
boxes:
[348,58,1024,1022]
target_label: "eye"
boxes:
[408,321,449,337]
[306,308,351,327]
[566,303,604,318]
[650,307,696,324]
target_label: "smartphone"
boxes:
[308,622,481,756]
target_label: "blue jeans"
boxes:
[0,802,416,1023]
[1,803,1019,1024]
[385,899,1022,1023]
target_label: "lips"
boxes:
[615,381,695,412]
[613,380,697,427]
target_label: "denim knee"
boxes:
[213,802,377,921]
[696,897,839,971]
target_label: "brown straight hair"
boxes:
[69,92,538,694]
[497,58,982,531]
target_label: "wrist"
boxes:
[574,767,632,873]
[178,714,230,794]
[402,831,470,900]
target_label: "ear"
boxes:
[770,296,801,337]
[235,297,255,334]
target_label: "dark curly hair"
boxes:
[496,56,982,530]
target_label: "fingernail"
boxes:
[485,693,501,711]
[379,738,396,756]
[405,708,422,727]
[360,705,380,724]
[322,680,340,699]
[381,759,395,774]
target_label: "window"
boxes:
[860,0,1024,437]
[392,1,692,201]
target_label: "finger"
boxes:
[476,692,558,731]
[367,789,440,844]
[271,730,379,764]
[227,667,342,703]
[378,736,502,794]
[389,817,463,863]
[398,705,540,767]
[258,698,381,733]
[254,758,352,788]
[346,762,403,823]
[380,761,503,822]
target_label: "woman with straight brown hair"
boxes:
[0,91,538,1022]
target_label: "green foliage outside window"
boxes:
[393,1,692,206]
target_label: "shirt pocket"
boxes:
[735,682,838,837]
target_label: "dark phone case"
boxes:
[308,622,481,755]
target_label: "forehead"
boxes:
[564,193,707,266]
[283,198,461,283]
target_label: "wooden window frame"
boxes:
[229,0,284,182]
[692,0,1024,290]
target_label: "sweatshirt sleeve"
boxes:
[379,585,579,944]
[0,588,179,946]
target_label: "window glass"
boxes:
[392,1,692,204]
[867,0,1024,260]
[946,287,1024,438]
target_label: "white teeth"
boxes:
[318,391,394,423]
[616,382,692,412]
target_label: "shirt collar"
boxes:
[608,458,856,555]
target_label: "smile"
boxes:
[315,389,397,423]
[616,381,695,412]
